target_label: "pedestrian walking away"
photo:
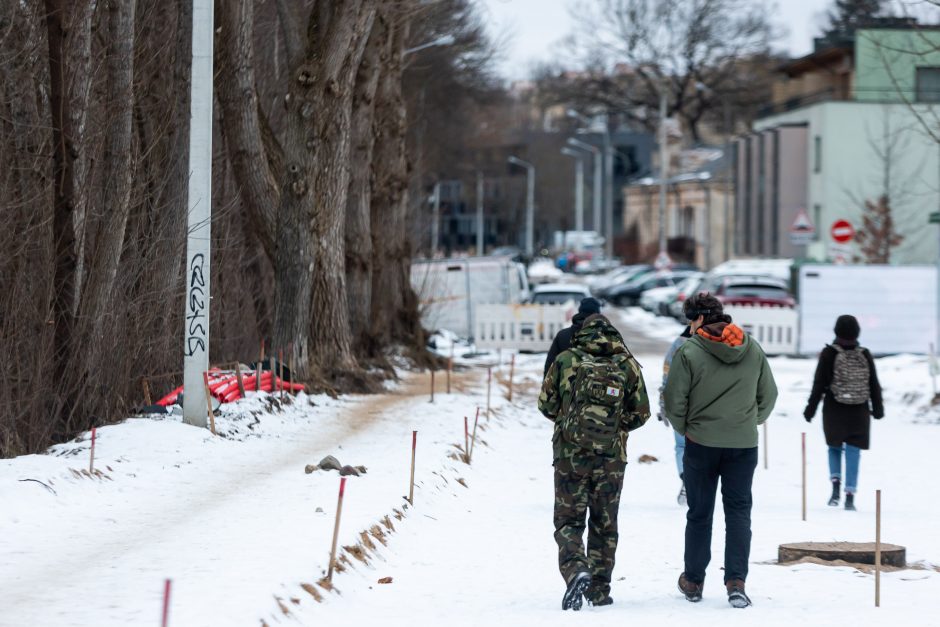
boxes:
[659,325,692,505]
[663,293,778,609]
[544,297,602,375]
[538,314,651,611]
[803,314,884,511]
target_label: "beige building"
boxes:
[622,148,734,270]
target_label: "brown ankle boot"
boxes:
[678,573,703,602]
[726,579,752,608]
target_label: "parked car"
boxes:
[527,283,592,306]
[591,264,653,297]
[701,274,796,308]
[527,258,564,285]
[642,272,705,316]
[606,270,699,307]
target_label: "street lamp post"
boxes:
[567,138,601,237]
[567,109,614,258]
[561,147,585,249]
[658,91,668,258]
[403,34,456,56]
[508,156,535,256]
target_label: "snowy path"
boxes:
[3,324,940,625]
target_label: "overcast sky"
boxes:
[478,0,834,81]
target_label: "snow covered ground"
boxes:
[2,330,939,626]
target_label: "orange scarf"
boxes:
[696,323,745,347]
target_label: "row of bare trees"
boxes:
[0,0,490,457]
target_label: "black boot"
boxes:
[844,492,856,511]
[562,571,591,611]
[828,479,840,507]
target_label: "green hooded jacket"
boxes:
[663,328,778,448]
[538,316,651,462]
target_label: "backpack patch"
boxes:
[830,345,871,405]
[560,352,629,452]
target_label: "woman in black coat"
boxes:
[803,315,884,511]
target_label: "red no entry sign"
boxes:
[830,220,854,244]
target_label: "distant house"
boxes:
[735,20,940,264]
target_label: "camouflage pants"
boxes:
[553,454,627,600]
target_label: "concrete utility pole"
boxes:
[567,138,601,235]
[603,122,615,259]
[508,156,535,256]
[430,182,440,257]
[561,147,585,248]
[182,0,214,427]
[658,90,669,257]
[476,171,484,256]
[723,100,732,262]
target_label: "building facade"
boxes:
[735,25,940,265]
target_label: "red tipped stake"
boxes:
[327,478,347,582]
[486,366,492,420]
[161,579,172,627]
[801,432,807,521]
[508,354,516,403]
[464,416,470,463]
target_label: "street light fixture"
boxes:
[508,155,535,257]
[561,147,585,250]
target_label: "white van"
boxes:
[411,256,530,340]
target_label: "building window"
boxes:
[813,136,821,174]
[916,67,940,103]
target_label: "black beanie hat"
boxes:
[579,297,602,315]
[834,315,860,340]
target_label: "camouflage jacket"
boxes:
[538,316,651,462]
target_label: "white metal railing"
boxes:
[475,304,573,351]
[725,304,799,355]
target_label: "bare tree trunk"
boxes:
[370,11,422,350]
[71,0,136,428]
[345,11,387,352]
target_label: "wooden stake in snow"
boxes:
[486,366,492,420]
[142,378,152,406]
[234,362,246,398]
[875,489,882,607]
[202,371,217,435]
[464,416,469,463]
[327,477,347,582]
[258,339,265,392]
[469,407,480,462]
[507,353,515,403]
[161,579,172,627]
[801,432,807,521]
[409,431,417,505]
[88,427,97,474]
[763,421,769,469]
[430,369,435,403]
[447,344,453,395]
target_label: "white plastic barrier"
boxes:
[725,304,799,355]
[475,304,573,352]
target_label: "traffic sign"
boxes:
[653,251,673,270]
[789,208,815,246]
[830,219,855,244]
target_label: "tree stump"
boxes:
[779,542,906,568]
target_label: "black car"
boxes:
[606,271,698,307]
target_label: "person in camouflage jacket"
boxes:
[538,314,651,609]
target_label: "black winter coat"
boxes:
[543,312,588,375]
[804,339,884,450]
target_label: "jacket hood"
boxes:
[572,316,627,357]
[689,329,752,364]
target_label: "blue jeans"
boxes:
[828,444,860,494]
[674,430,686,478]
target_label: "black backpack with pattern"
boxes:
[830,344,870,405]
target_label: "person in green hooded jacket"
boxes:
[539,314,650,611]
[664,293,777,609]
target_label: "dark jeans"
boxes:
[683,438,758,584]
